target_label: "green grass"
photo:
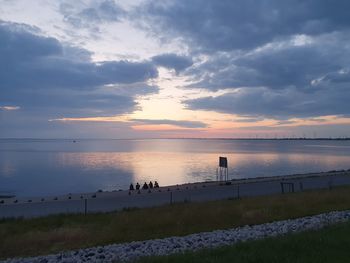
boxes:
[1,186,350,259]
[136,221,350,263]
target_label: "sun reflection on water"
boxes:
[2,139,350,196]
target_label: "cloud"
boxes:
[183,32,350,119]
[312,68,350,86]
[139,0,350,52]
[237,123,350,138]
[185,86,350,119]
[60,0,125,30]
[186,32,350,91]
[0,106,20,111]
[0,109,139,139]
[151,53,193,73]
[2,1,350,138]
[0,21,62,58]
[134,1,350,121]
[131,119,208,128]
[275,120,297,126]
[102,83,159,97]
[137,1,350,121]
[0,20,158,117]
[234,117,265,123]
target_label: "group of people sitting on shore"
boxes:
[129,181,159,191]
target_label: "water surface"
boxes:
[1,139,350,197]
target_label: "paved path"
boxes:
[1,171,350,218]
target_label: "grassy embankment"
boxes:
[136,221,350,263]
[1,185,350,259]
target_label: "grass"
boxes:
[136,221,350,263]
[1,185,350,259]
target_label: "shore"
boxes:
[1,170,350,218]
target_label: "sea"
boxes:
[1,139,350,197]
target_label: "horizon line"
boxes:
[0,137,350,141]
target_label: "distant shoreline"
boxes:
[0,137,350,141]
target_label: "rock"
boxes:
[85,252,95,257]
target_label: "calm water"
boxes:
[1,139,350,197]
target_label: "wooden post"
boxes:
[84,199,87,215]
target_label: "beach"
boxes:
[1,170,350,219]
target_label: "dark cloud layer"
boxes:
[0,21,158,90]
[186,86,350,119]
[151,53,193,73]
[141,0,350,52]
[187,32,350,91]
[0,21,158,117]
[140,1,350,120]
[183,33,350,118]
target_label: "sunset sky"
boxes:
[1,0,350,138]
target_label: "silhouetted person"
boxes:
[129,183,134,191]
[136,182,140,190]
[149,181,153,188]
[142,182,149,190]
[154,181,159,188]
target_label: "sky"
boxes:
[1,0,350,139]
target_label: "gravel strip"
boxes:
[3,210,350,263]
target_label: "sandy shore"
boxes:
[1,170,350,218]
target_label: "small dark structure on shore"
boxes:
[217,156,228,181]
